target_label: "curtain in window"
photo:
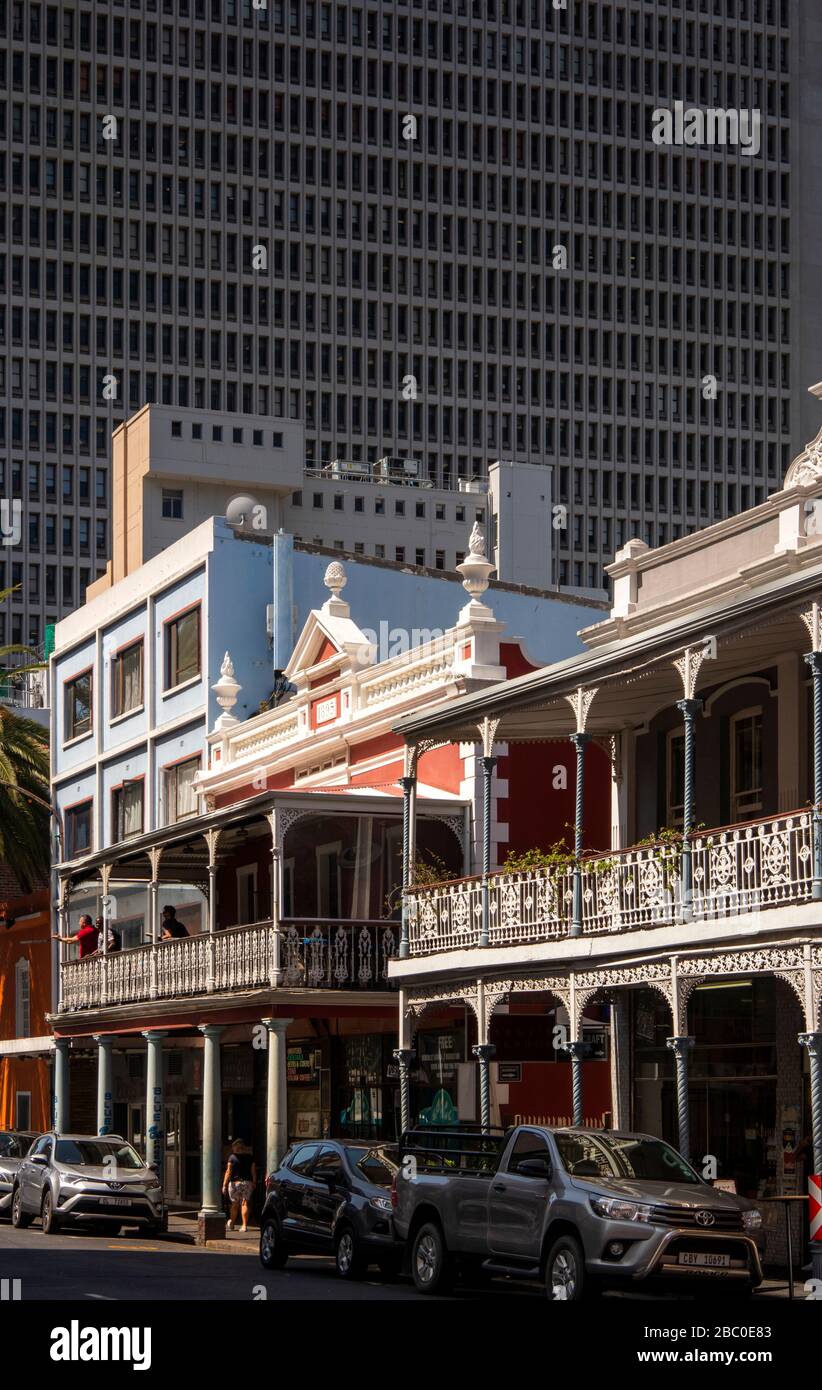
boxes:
[123,784,143,838]
[174,611,199,684]
[122,645,142,711]
[176,759,199,819]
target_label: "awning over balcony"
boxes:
[392,563,822,744]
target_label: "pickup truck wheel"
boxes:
[545,1235,586,1302]
[411,1222,454,1295]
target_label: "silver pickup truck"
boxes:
[391,1125,763,1300]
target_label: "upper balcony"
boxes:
[60,916,399,1012]
[55,790,465,1015]
[405,806,815,957]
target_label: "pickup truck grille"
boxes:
[651,1205,744,1232]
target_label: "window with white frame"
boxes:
[316,842,341,918]
[112,779,144,841]
[15,1091,31,1130]
[15,957,30,1038]
[163,756,200,825]
[236,865,258,925]
[730,708,763,821]
[666,728,685,830]
[111,639,143,719]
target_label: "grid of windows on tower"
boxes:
[0,0,799,639]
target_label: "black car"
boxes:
[259,1139,400,1279]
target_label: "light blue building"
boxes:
[51,516,605,873]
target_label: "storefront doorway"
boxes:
[164,1102,182,1200]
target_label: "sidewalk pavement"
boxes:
[164,1209,260,1254]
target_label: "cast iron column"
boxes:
[53,1038,70,1131]
[480,754,497,948]
[393,1047,416,1135]
[262,1016,293,1176]
[800,1032,822,1279]
[197,1024,225,1243]
[94,1035,114,1136]
[666,1035,695,1162]
[143,1030,166,1180]
[569,733,589,937]
[805,652,822,899]
[399,775,415,959]
[567,1041,586,1126]
[677,698,702,920]
[472,1043,497,1133]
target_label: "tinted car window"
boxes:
[288,1144,319,1176]
[0,1133,33,1159]
[314,1147,345,1178]
[508,1131,551,1172]
[348,1146,399,1187]
[55,1139,144,1169]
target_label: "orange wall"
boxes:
[0,897,52,1129]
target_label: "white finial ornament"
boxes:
[468,521,487,557]
[212,651,242,729]
[324,561,347,598]
[456,521,496,622]
[322,560,350,615]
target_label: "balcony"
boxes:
[59,918,398,1012]
[405,809,815,956]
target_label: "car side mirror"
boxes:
[31,1154,48,1166]
[320,1167,344,1186]
[147,1161,159,1173]
[516,1157,552,1180]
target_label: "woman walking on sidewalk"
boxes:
[222,1139,257,1233]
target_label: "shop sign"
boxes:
[498,1063,522,1083]
[287,1043,320,1085]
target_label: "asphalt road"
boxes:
[0,1221,461,1302]
[0,1221,785,1304]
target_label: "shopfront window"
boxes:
[633,980,778,1198]
[413,1023,465,1126]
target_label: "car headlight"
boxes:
[60,1171,89,1186]
[742,1209,762,1231]
[369,1195,393,1213]
[145,1181,162,1193]
[590,1195,652,1223]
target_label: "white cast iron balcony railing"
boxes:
[59,918,398,1012]
[404,809,815,957]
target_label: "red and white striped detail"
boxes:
[809,1175,822,1241]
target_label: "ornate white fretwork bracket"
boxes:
[565,686,599,735]
[478,716,502,759]
[673,644,711,701]
[800,600,822,653]
[405,982,480,1026]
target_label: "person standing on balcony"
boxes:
[161,905,189,939]
[222,1139,257,1233]
[54,913,99,957]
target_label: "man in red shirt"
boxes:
[54,913,99,957]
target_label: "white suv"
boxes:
[12,1133,164,1235]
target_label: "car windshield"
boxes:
[347,1145,399,1187]
[554,1133,699,1184]
[55,1139,145,1170]
[0,1133,33,1159]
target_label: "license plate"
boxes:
[678,1251,731,1268]
[99,1196,132,1207]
